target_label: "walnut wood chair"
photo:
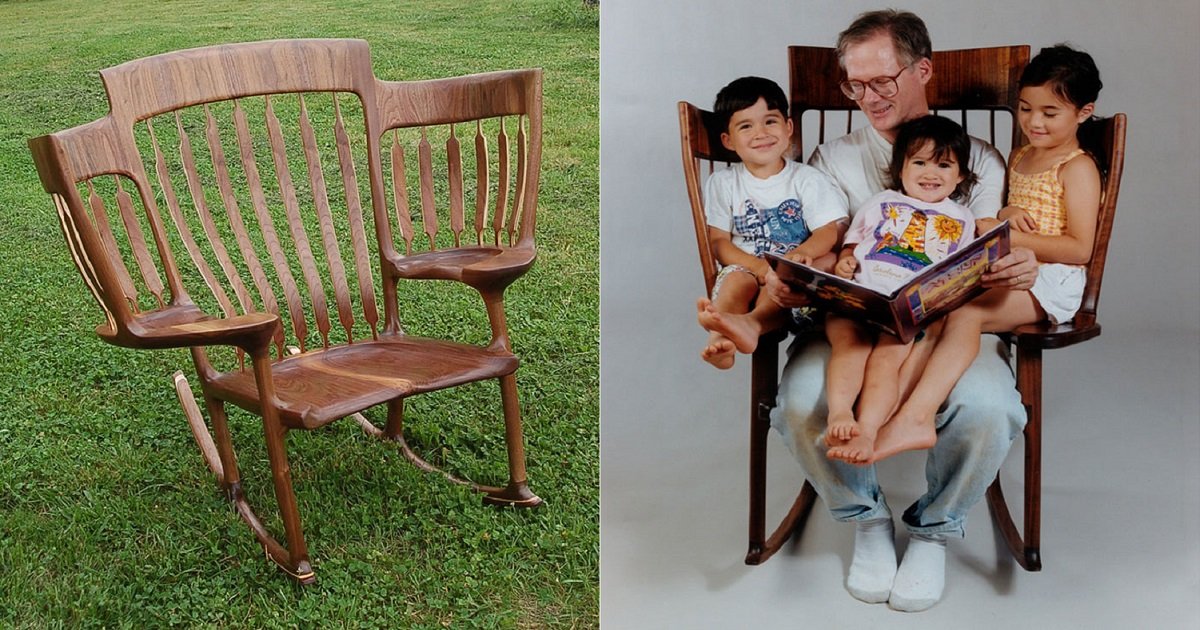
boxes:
[28,39,543,584]
[678,45,1031,566]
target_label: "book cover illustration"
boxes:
[766,221,1011,342]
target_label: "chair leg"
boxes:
[986,340,1043,571]
[172,367,315,584]
[746,339,817,565]
[382,383,541,508]
[249,350,315,584]
[482,373,542,507]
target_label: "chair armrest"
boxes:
[1011,317,1101,351]
[385,246,536,293]
[97,304,279,351]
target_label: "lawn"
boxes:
[0,0,598,627]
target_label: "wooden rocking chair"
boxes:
[28,38,543,583]
[682,44,1126,569]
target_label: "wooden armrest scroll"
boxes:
[97,304,279,351]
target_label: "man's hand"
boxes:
[764,269,811,308]
[982,246,1038,290]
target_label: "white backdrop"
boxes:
[600,1,1200,627]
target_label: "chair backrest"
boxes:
[788,45,1029,160]
[28,39,542,361]
[1074,113,1126,328]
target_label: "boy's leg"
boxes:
[828,336,917,464]
[697,269,758,368]
[698,284,787,355]
[823,317,872,443]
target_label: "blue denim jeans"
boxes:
[770,333,1026,537]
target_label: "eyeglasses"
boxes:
[839,64,913,101]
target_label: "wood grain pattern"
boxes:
[27,39,545,583]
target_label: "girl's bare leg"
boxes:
[828,335,914,464]
[875,289,1042,459]
[823,316,872,445]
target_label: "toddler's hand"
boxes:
[787,253,814,266]
[975,217,1001,234]
[834,256,857,279]
[1008,209,1038,232]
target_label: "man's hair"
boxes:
[888,115,978,202]
[712,76,789,132]
[836,9,932,69]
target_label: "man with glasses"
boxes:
[764,9,1039,612]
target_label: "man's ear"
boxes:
[914,57,933,86]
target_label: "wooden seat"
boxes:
[209,336,518,429]
[28,38,544,584]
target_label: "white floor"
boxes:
[600,325,1200,629]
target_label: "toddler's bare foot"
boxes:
[870,414,937,463]
[701,334,736,369]
[825,410,860,445]
[696,303,760,354]
[827,431,878,465]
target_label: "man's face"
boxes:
[841,33,931,140]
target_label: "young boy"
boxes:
[697,76,847,368]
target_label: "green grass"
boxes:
[0,0,598,627]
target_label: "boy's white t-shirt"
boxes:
[845,189,977,294]
[808,124,1006,219]
[704,160,848,257]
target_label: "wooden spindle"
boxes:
[473,120,489,246]
[493,118,510,246]
[85,180,138,309]
[506,116,526,246]
[232,100,303,353]
[390,131,414,255]
[147,118,235,318]
[332,94,378,338]
[176,111,252,316]
[447,124,464,247]
[298,94,355,341]
[418,127,437,249]
[265,95,331,348]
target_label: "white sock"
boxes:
[889,533,947,612]
[846,518,897,604]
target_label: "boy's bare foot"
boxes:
[701,334,737,369]
[827,430,878,465]
[825,410,860,444]
[696,301,760,354]
[869,413,937,463]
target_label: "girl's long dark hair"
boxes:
[1021,44,1108,179]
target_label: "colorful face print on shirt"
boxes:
[866,201,966,271]
[731,198,812,256]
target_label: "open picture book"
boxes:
[766,221,1011,343]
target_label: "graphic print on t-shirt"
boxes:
[866,200,966,272]
[731,198,811,256]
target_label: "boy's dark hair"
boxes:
[888,115,978,202]
[713,76,789,132]
[1020,44,1108,177]
[836,9,932,69]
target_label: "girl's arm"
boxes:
[708,226,770,281]
[1008,155,1102,264]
